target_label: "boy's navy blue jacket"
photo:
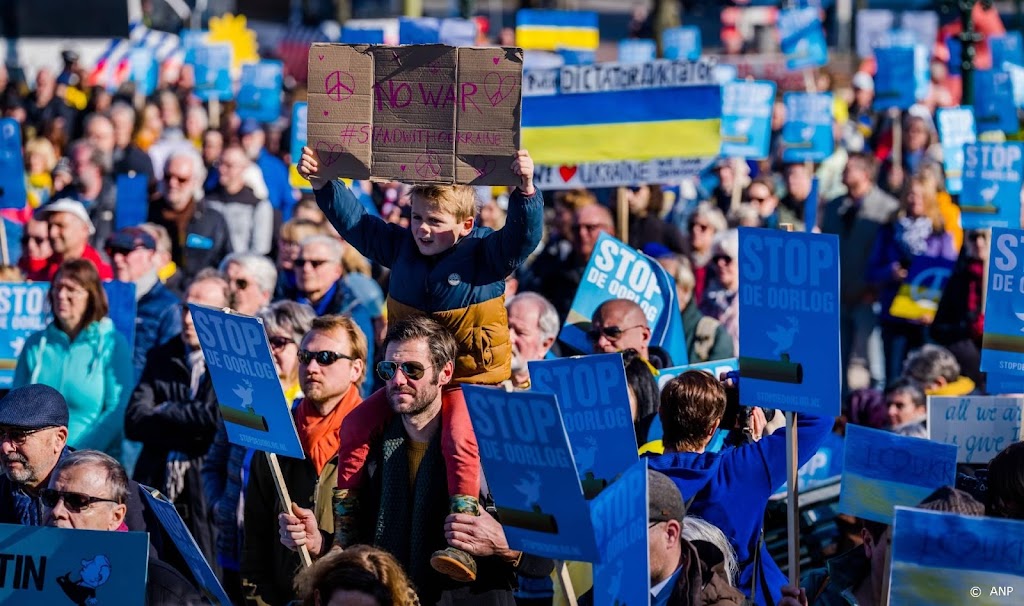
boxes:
[315,180,544,384]
[647,412,833,606]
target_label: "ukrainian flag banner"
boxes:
[516,9,599,52]
[522,58,722,166]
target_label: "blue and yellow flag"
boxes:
[516,9,599,52]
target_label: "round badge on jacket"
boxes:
[448,273,461,286]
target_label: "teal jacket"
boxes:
[14,318,134,458]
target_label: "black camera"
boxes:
[721,380,777,447]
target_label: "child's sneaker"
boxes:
[430,494,479,582]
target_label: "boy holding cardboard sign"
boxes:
[299,146,543,583]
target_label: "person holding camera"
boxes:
[647,371,833,606]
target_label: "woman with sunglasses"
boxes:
[13,259,133,459]
[684,202,728,306]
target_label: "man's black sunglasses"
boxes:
[297,349,355,366]
[376,360,430,381]
[40,489,121,512]
[586,324,644,343]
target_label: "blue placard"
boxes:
[721,80,776,159]
[805,176,820,232]
[890,507,1024,605]
[342,26,385,44]
[590,460,648,606]
[936,107,976,194]
[141,487,232,605]
[657,358,739,392]
[463,386,599,562]
[181,29,208,65]
[559,232,687,364]
[982,228,1024,374]
[0,522,148,605]
[102,280,136,349]
[190,304,305,458]
[0,119,27,209]
[128,46,157,97]
[960,143,1023,230]
[738,228,840,416]
[289,102,310,191]
[873,45,919,110]
[399,17,442,44]
[236,60,283,123]
[192,43,233,102]
[974,70,1019,134]
[618,39,657,64]
[1005,61,1024,108]
[662,26,701,61]
[528,354,639,487]
[0,283,49,388]
[556,48,596,66]
[778,7,828,70]
[946,35,962,76]
[992,32,1024,70]
[772,431,845,497]
[115,173,149,230]
[780,93,834,163]
[838,425,957,524]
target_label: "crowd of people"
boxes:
[0,7,1021,606]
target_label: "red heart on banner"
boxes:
[559,165,577,182]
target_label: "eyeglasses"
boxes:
[574,223,607,234]
[713,255,735,265]
[294,258,330,269]
[40,489,121,513]
[648,521,665,529]
[21,235,47,246]
[269,336,295,350]
[691,223,711,232]
[105,246,141,258]
[587,325,644,343]
[165,173,191,184]
[376,360,431,381]
[230,278,250,291]
[297,349,355,366]
[0,426,48,445]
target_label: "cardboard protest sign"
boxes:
[657,358,739,392]
[618,39,656,64]
[936,106,976,194]
[738,228,841,416]
[928,396,1024,464]
[772,431,844,498]
[141,488,232,604]
[0,522,148,605]
[189,304,304,458]
[720,80,776,159]
[982,228,1024,375]
[463,386,599,562]
[992,32,1024,71]
[532,157,714,190]
[0,283,49,387]
[0,119,27,209]
[662,26,701,61]
[779,93,834,163]
[974,70,1019,135]
[960,143,1023,230]
[559,232,687,364]
[778,7,828,70]
[191,43,233,102]
[890,507,1024,605]
[115,174,149,230]
[289,102,311,191]
[590,460,649,606]
[528,354,639,493]
[888,256,956,323]
[307,43,523,186]
[237,60,283,123]
[839,425,957,524]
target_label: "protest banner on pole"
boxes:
[779,93,834,163]
[974,70,1019,135]
[888,256,956,323]
[589,460,648,606]
[189,304,311,566]
[288,102,311,191]
[558,232,687,364]
[0,119,27,210]
[140,487,232,604]
[778,7,828,71]
[991,32,1024,75]
[236,60,284,123]
[515,10,599,54]
[307,43,522,185]
[528,354,639,496]
[463,385,599,562]
[889,507,1024,605]
[981,228,1024,377]
[839,425,957,524]
[936,107,976,195]
[960,144,1023,230]
[128,46,158,98]
[191,43,233,103]
[0,283,49,388]
[720,80,776,159]
[618,39,657,64]
[532,158,713,190]
[662,26,701,61]
[928,396,1024,464]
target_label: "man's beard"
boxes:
[1,452,38,484]
[388,381,441,416]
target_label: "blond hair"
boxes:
[410,185,477,221]
[905,173,946,233]
[280,218,325,244]
[25,137,57,173]
[308,314,369,388]
[342,244,372,277]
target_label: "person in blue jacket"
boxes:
[648,370,833,606]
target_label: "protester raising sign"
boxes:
[237,60,284,123]
[559,232,687,364]
[0,283,49,388]
[779,93,834,163]
[590,460,649,606]
[778,7,828,70]
[307,43,523,185]
[928,396,1024,464]
[889,507,1024,605]
[738,228,841,416]
[935,106,976,194]
[982,228,1024,375]
[191,43,233,102]
[462,386,599,562]
[960,143,1023,230]
[0,523,149,605]
[720,80,776,159]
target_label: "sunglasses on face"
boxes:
[297,349,354,366]
[269,336,295,350]
[587,324,644,343]
[21,235,47,246]
[230,278,250,291]
[105,246,140,258]
[40,488,120,513]
[376,360,430,381]
[294,258,329,269]
[713,255,735,265]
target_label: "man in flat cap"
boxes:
[0,384,72,524]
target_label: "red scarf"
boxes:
[295,384,362,474]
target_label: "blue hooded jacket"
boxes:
[647,412,833,606]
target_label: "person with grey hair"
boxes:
[700,229,740,354]
[901,343,977,396]
[52,138,117,248]
[219,252,277,316]
[138,222,185,296]
[658,254,734,363]
[682,516,740,587]
[260,301,318,404]
[205,145,274,255]
[505,292,559,389]
[149,150,231,284]
[109,102,155,181]
[685,201,729,305]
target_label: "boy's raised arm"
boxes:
[480,150,545,280]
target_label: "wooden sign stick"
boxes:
[780,223,801,585]
[556,560,579,606]
[267,452,313,567]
